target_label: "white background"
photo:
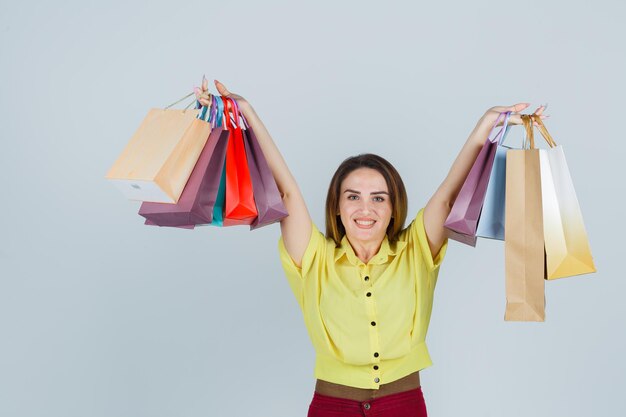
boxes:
[1,0,624,416]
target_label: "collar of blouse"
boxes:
[335,235,408,266]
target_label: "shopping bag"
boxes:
[144,220,195,229]
[193,96,227,228]
[533,116,596,279]
[444,112,511,246]
[504,115,545,322]
[223,97,258,225]
[243,125,288,230]
[194,96,228,228]
[138,127,229,228]
[475,121,519,240]
[211,164,227,226]
[106,93,212,203]
[196,162,226,228]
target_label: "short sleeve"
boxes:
[277,222,326,307]
[405,208,448,271]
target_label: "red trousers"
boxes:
[307,387,428,417]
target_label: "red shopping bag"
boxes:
[223,97,258,225]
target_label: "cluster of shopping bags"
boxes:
[105,93,288,230]
[444,112,596,321]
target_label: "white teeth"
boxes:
[356,220,375,226]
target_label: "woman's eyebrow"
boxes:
[343,189,389,195]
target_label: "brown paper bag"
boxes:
[504,115,546,322]
[106,98,212,203]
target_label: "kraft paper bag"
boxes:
[138,127,229,228]
[504,115,545,322]
[445,112,511,247]
[533,116,596,279]
[106,101,212,203]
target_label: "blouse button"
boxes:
[374,377,380,383]
[366,292,372,297]
[371,321,376,326]
[373,365,379,370]
[374,352,379,358]
[364,276,370,281]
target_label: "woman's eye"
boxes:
[347,195,359,201]
[373,196,385,202]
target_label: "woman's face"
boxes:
[338,167,393,246]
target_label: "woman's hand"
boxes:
[194,76,249,109]
[479,103,548,128]
[192,77,313,266]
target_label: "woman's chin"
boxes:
[347,227,384,243]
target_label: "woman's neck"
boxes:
[346,236,383,264]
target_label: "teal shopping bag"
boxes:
[211,164,226,226]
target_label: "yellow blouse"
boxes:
[278,208,448,389]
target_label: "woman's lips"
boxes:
[354,219,376,229]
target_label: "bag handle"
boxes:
[521,114,534,149]
[163,92,197,112]
[531,114,557,148]
[198,94,212,121]
[230,97,245,128]
[496,111,512,146]
[486,112,511,145]
[223,97,234,129]
[521,114,557,149]
[209,94,217,126]
[224,97,242,129]
[207,94,219,127]
[215,95,225,128]
[198,94,221,127]
[227,97,249,129]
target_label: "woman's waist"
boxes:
[314,371,421,401]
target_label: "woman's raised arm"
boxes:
[423,103,547,257]
[197,79,312,267]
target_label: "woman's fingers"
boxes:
[489,103,530,114]
[194,75,210,100]
[214,79,231,97]
[506,109,549,126]
[194,77,240,107]
[194,90,211,101]
[508,103,531,113]
[507,114,524,125]
[491,103,551,126]
[534,104,546,116]
[532,104,549,125]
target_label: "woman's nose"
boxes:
[358,199,372,212]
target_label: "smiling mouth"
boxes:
[355,219,376,228]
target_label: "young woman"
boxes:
[197,79,546,417]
